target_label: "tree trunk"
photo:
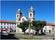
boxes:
[37,30,39,35]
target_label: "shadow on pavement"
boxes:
[1,34,19,39]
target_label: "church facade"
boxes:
[16,6,35,33]
[16,6,35,27]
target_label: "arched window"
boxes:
[30,13,32,17]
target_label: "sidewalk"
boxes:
[19,39,53,40]
[15,34,55,40]
[42,39,53,40]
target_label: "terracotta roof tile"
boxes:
[0,20,16,24]
[46,23,55,26]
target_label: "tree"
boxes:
[17,21,29,32]
[32,20,46,35]
[17,20,46,35]
[40,21,46,34]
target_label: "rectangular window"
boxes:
[1,23,2,25]
[4,23,6,25]
[49,30,51,33]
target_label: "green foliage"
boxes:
[32,20,46,34]
[17,21,29,32]
[17,20,46,34]
[32,20,46,30]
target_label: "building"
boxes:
[43,23,55,35]
[1,6,55,35]
[16,6,35,26]
[28,6,35,22]
[0,20,16,32]
[16,6,35,33]
[16,9,27,26]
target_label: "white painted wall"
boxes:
[20,16,27,22]
[0,22,16,30]
[43,26,52,34]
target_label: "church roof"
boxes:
[46,23,55,26]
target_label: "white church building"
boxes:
[16,6,35,34]
[16,6,34,26]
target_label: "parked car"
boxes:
[1,28,10,35]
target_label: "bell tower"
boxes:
[29,6,35,22]
[16,9,22,26]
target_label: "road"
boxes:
[0,32,55,40]
[1,34,55,40]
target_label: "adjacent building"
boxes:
[43,23,55,35]
[0,20,16,31]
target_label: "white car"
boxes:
[2,28,10,35]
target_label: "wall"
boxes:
[0,22,16,30]
[43,26,52,34]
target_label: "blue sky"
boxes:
[1,1,54,23]
[1,0,54,1]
